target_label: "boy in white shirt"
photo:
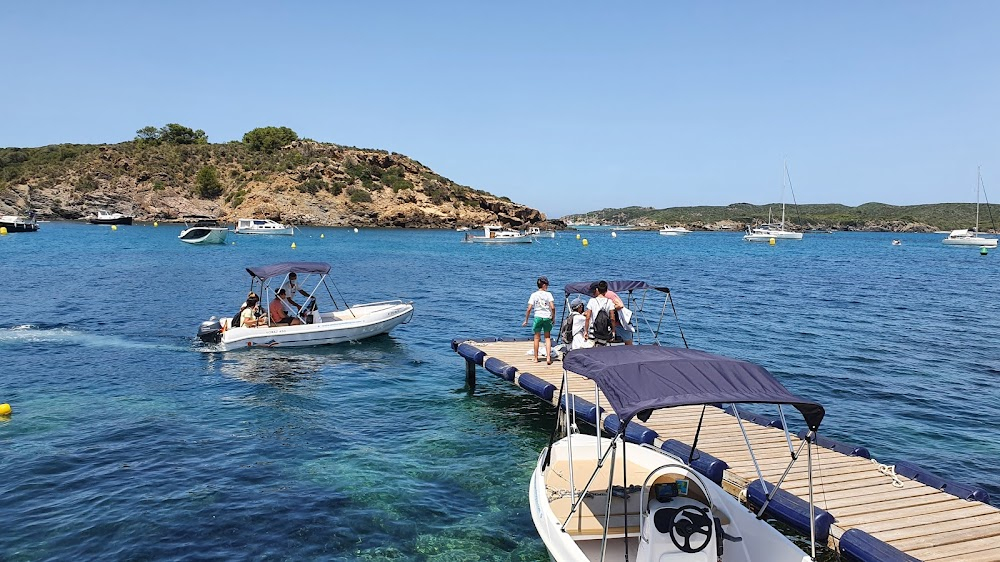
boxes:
[522,276,556,364]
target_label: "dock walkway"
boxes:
[454,338,1000,562]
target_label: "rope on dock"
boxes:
[870,458,905,488]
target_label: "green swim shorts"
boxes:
[532,317,553,334]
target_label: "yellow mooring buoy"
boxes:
[582,238,589,247]
[576,233,581,240]
[769,237,776,246]
[0,403,11,416]
[153,221,159,227]
[111,225,118,231]
[291,242,297,249]
[320,233,325,239]
[0,227,8,236]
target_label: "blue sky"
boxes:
[3,1,999,218]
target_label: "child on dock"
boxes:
[522,276,556,364]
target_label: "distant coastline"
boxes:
[563,202,999,233]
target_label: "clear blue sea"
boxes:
[1,223,998,561]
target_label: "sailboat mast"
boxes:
[976,166,982,232]
[780,160,787,228]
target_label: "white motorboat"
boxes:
[531,346,826,562]
[234,218,293,235]
[196,262,413,350]
[744,162,803,242]
[179,218,229,244]
[89,210,133,225]
[465,225,534,244]
[942,167,998,248]
[527,226,556,238]
[658,226,692,236]
[0,212,39,233]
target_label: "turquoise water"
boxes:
[1,223,998,560]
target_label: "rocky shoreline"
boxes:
[0,141,560,230]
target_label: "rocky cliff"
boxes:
[0,141,552,228]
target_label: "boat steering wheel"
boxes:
[669,506,713,554]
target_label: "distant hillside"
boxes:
[0,126,551,228]
[565,202,1000,232]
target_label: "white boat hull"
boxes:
[217,301,413,350]
[942,236,998,247]
[743,230,803,242]
[179,227,229,244]
[531,435,811,562]
[468,236,533,244]
[659,228,691,236]
[235,226,293,235]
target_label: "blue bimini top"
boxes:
[563,280,668,296]
[562,345,825,432]
[246,262,331,280]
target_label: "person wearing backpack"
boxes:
[584,280,617,345]
[522,276,556,364]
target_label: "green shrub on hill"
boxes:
[242,126,299,153]
[195,166,222,198]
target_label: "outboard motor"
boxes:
[197,317,223,343]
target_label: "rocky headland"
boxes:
[0,138,555,229]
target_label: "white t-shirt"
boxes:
[280,280,305,300]
[570,311,588,349]
[528,290,554,319]
[586,296,615,330]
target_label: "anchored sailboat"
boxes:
[744,161,803,242]
[942,167,997,248]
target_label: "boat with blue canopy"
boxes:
[196,261,413,350]
[530,345,826,562]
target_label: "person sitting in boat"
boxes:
[238,293,267,328]
[269,288,303,326]
[279,272,311,312]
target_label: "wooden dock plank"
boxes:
[455,340,1000,561]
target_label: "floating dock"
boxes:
[453,338,1000,562]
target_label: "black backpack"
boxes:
[592,306,613,344]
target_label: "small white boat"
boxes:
[527,226,556,238]
[891,239,902,246]
[197,262,413,350]
[658,226,692,236]
[234,218,293,235]
[532,346,826,562]
[456,226,471,232]
[89,210,134,225]
[179,218,229,244]
[942,167,997,248]
[465,225,534,244]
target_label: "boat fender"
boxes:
[484,357,517,381]
[746,479,835,543]
[602,414,657,445]
[660,440,729,485]
[892,460,990,503]
[796,429,870,459]
[0,403,11,416]
[838,528,920,562]
[517,373,557,402]
[456,343,486,366]
[557,395,603,426]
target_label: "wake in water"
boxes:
[0,324,192,352]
